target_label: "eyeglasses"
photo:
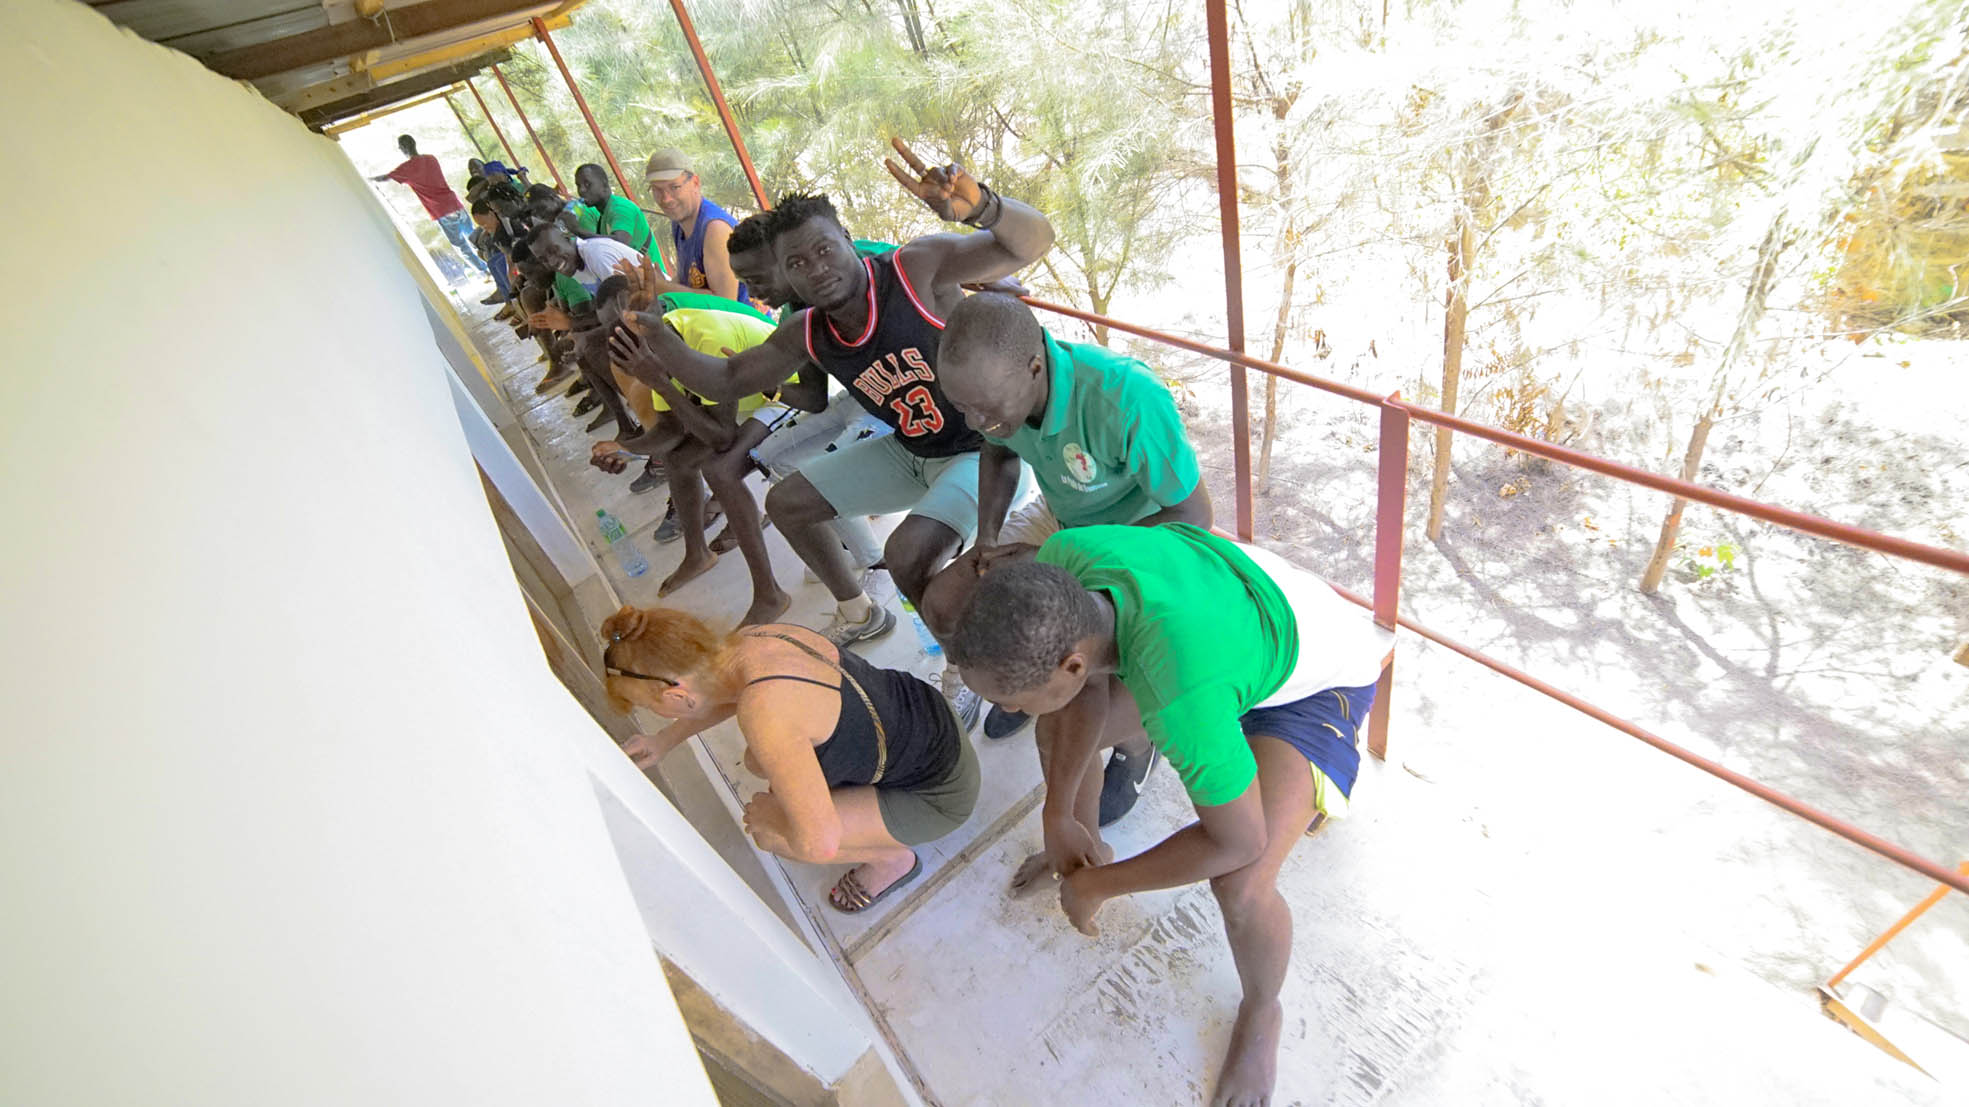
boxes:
[603,647,678,687]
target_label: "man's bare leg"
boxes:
[660,442,719,595]
[1207,736,1318,1107]
[703,422,789,625]
[764,474,859,599]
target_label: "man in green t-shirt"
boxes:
[949,524,1388,1107]
[921,292,1212,816]
[573,163,659,260]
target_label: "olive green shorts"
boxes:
[874,702,981,846]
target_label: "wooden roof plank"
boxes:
[203,0,543,81]
[298,50,510,128]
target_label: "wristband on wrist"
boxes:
[962,183,1005,230]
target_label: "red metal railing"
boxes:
[667,0,771,211]
[463,78,523,172]
[528,0,1969,899]
[533,17,642,209]
[1021,297,1969,897]
[490,62,566,194]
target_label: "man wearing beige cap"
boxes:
[644,147,752,305]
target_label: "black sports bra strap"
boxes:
[739,626,889,784]
[744,674,838,691]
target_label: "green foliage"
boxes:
[1681,542,1741,581]
[465,0,1200,333]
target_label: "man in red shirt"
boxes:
[372,134,487,277]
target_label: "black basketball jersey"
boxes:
[801,252,983,459]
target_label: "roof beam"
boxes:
[205,0,546,80]
[299,51,509,129]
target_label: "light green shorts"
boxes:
[799,434,1029,542]
[875,720,982,846]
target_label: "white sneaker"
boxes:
[941,667,983,733]
[820,604,896,647]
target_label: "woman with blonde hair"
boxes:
[602,606,979,911]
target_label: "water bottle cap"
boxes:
[596,509,606,516]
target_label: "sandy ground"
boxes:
[452,269,1961,1103]
[1075,241,1969,1044]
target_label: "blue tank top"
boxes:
[671,197,750,303]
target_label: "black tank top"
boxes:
[800,252,984,458]
[742,628,961,791]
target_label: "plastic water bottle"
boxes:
[596,509,650,578]
[900,599,942,656]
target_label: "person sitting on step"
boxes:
[596,275,804,624]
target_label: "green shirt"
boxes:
[551,272,593,309]
[572,195,657,258]
[986,332,1200,527]
[593,194,657,258]
[656,290,775,325]
[1037,523,1297,806]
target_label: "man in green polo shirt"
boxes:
[948,523,1389,1107]
[572,163,659,260]
[922,292,1211,819]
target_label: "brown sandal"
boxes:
[828,853,922,914]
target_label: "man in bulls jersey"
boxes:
[612,139,1052,661]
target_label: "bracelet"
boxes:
[962,183,1005,230]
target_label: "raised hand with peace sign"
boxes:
[884,137,1000,228]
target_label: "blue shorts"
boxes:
[1239,682,1377,800]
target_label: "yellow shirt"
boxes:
[651,307,777,416]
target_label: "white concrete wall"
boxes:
[0,4,715,1104]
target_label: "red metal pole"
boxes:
[463,78,522,171]
[1205,0,1255,542]
[1367,394,1409,760]
[666,0,770,210]
[491,62,566,194]
[444,94,490,162]
[1022,296,1386,405]
[1018,296,1969,578]
[1313,581,1969,896]
[532,17,642,207]
[1387,399,1969,578]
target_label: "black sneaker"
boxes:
[983,704,1031,740]
[1097,746,1159,827]
[572,395,600,417]
[567,377,592,396]
[585,410,613,432]
[629,466,665,494]
[654,502,682,543]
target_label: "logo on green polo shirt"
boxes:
[1062,442,1100,488]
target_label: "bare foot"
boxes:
[1211,998,1284,1107]
[739,588,791,627]
[1009,852,1056,898]
[658,550,719,596]
[1008,842,1114,898]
